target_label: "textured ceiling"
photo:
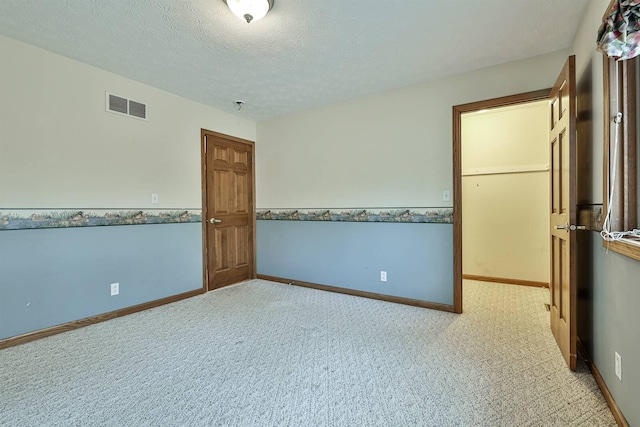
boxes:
[0,0,590,121]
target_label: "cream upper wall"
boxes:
[463,173,550,281]
[256,49,570,209]
[0,35,255,209]
[462,101,550,283]
[462,101,550,171]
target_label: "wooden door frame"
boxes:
[200,129,257,291]
[452,89,551,313]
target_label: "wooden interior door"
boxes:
[202,130,255,290]
[549,56,578,370]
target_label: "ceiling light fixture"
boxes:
[223,0,274,23]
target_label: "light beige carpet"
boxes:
[0,279,616,426]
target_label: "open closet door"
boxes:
[548,55,579,370]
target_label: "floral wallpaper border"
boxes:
[0,209,202,231]
[256,208,453,224]
[1,207,454,230]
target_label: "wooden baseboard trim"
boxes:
[577,338,629,427]
[257,274,456,313]
[0,288,205,350]
[463,274,549,288]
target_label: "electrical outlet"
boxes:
[615,352,622,381]
[110,282,120,296]
[380,271,387,282]
[151,193,159,204]
[442,190,451,202]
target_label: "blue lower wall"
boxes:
[256,220,453,305]
[578,232,640,426]
[0,223,203,340]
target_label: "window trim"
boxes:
[602,55,640,261]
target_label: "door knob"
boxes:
[554,224,586,231]
[209,218,222,224]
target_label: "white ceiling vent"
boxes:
[106,92,147,120]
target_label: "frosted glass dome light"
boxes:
[224,0,274,23]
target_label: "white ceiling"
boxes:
[0,0,590,121]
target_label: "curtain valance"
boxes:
[597,0,640,60]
